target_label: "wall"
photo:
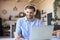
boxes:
[39,0,55,17]
[56,7,60,25]
[39,0,55,25]
[57,7,60,18]
[0,1,40,19]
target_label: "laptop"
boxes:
[29,25,54,40]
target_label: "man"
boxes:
[14,4,43,40]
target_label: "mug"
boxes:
[56,32,60,39]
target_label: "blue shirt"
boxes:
[15,16,43,39]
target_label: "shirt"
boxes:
[15,16,43,39]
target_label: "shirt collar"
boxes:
[24,16,35,21]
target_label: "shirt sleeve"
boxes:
[15,19,22,34]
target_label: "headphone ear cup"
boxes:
[34,9,37,15]
[24,10,26,14]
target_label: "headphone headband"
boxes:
[24,4,37,15]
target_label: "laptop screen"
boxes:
[29,25,54,40]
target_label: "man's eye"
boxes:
[27,12,29,13]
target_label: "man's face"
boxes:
[25,8,35,19]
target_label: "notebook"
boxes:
[29,25,54,40]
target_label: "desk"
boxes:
[0,36,60,40]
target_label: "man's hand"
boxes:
[14,33,21,40]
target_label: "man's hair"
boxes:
[25,5,35,12]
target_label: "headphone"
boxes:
[24,5,37,15]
